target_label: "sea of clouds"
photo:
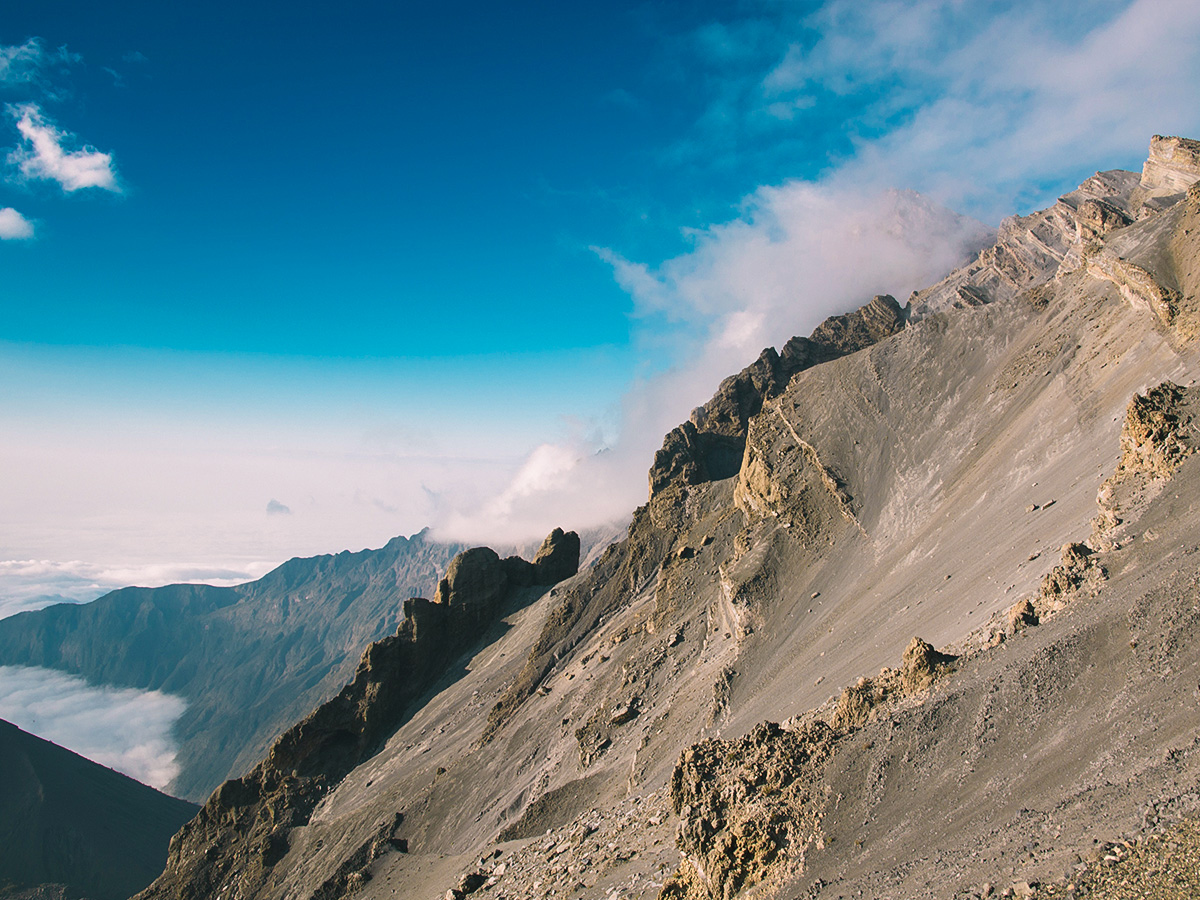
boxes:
[0,664,185,790]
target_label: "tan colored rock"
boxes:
[900,636,956,693]
[1007,598,1039,632]
[1140,135,1200,197]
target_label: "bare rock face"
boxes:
[649,295,907,505]
[435,547,507,617]
[914,136,1200,322]
[830,637,957,731]
[912,169,1141,317]
[899,636,956,694]
[1036,543,1105,613]
[806,293,908,356]
[135,531,578,900]
[1117,382,1195,478]
[1084,245,1181,326]
[1094,382,1200,548]
[1137,135,1200,203]
[533,527,582,584]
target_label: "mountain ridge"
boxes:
[0,529,465,800]
[21,134,1200,899]
[126,133,1200,900]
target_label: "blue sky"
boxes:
[4,0,1200,601]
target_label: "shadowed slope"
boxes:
[0,719,197,900]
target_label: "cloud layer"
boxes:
[0,558,268,621]
[0,665,186,790]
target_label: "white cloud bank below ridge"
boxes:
[0,558,271,621]
[435,0,1200,545]
[0,665,186,790]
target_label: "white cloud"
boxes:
[266,498,292,516]
[0,206,32,239]
[7,103,120,193]
[0,665,186,790]
[0,38,79,91]
[758,0,1200,217]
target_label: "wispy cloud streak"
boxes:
[7,103,120,193]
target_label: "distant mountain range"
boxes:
[0,530,463,800]
[0,718,197,900]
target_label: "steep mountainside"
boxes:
[0,530,463,800]
[134,136,1200,898]
[0,718,197,900]
[137,529,581,900]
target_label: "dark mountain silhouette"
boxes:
[0,719,197,900]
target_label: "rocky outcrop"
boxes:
[136,532,578,900]
[650,295,907,503]
[1084,245,1181,325]
[532,527,582,584]
[0,530,463,800]
[662,720,837,900]
[1133,135,1200,209]
[913,136,1200,322]
[805,293,909,356]
[913,170,1144,317]
[1094,382,1200,548]
[830,637,957,732]
[660,634,958,900]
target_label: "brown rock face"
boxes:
[663,721,837,900]
[899,636,957,694]
[533,527,582,584]
[806,293,908,356]
[1094,383,1200,549]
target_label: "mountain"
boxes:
[0,530,464,800]
[67,135,1200,898]
[0,718,197,900]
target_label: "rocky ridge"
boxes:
[134,136,1200,900]
[135,530,579,900]
[912,135,1200,320]
[0,530,466,800]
